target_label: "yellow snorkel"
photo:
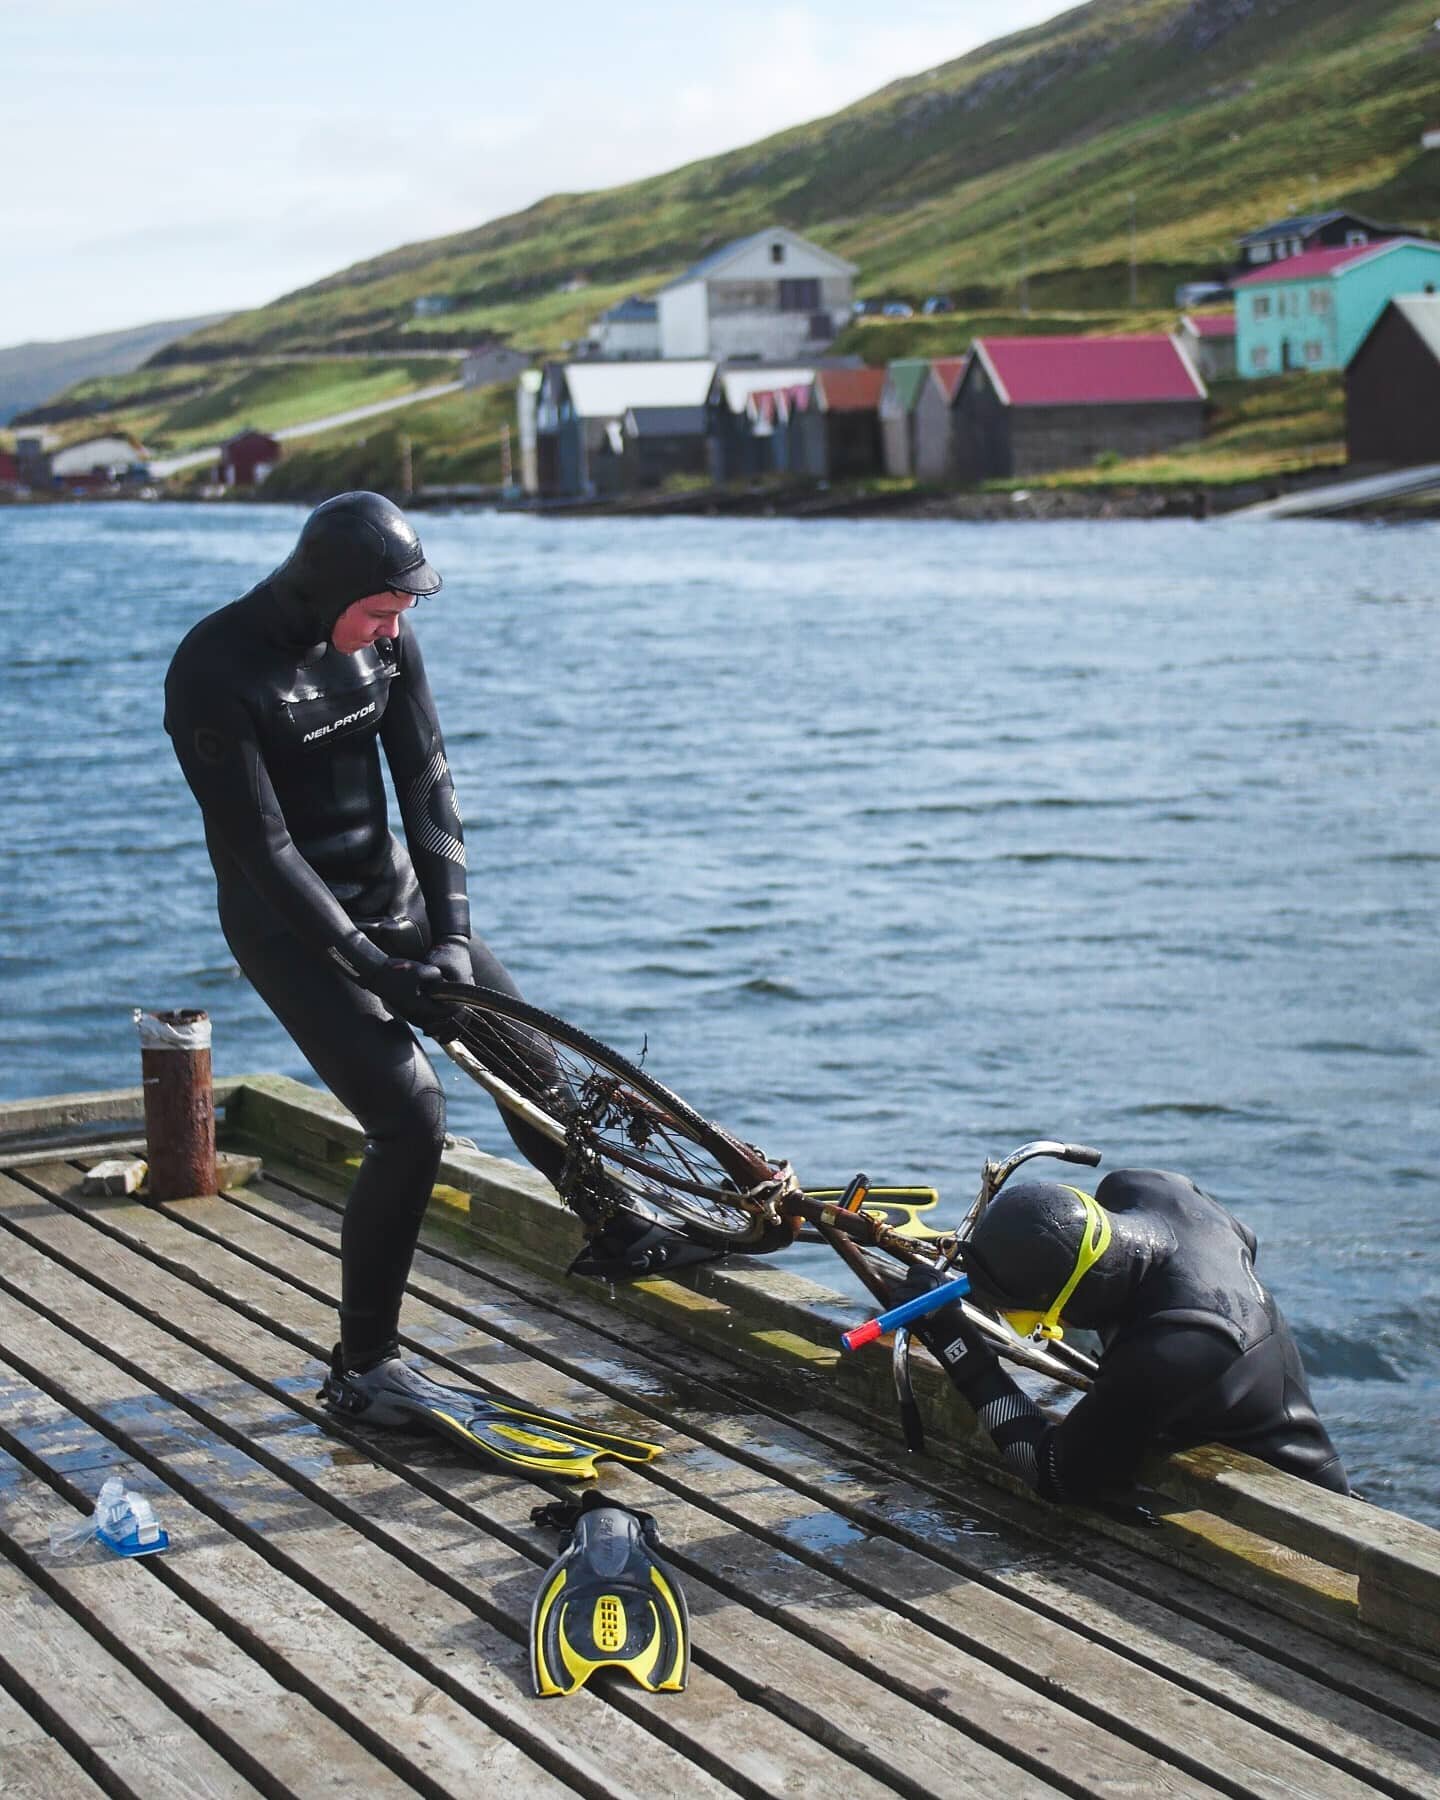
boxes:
[1002,1187,1111,1342]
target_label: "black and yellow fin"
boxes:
[531,1494,689,1696]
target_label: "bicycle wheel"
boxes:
[434,984,797,1253]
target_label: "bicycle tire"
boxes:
[433,983,796,1253]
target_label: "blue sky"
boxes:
[2,0,1073,347]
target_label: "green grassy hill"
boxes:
[165,0,1439,360]
[11,356,460,456]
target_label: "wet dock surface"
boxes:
[2,1129,1439,1799]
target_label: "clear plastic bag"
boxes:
[48,1475,170,1558]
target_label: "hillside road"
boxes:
[149,378,464,477]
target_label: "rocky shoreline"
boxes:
[484,472,1333,523]
[6,471,1434,523]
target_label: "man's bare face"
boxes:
[331,590,416,654]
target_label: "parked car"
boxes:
[853,298,883,316]
[922,295,955,314]
[881,301,915,318]
[1174,280,1231,308]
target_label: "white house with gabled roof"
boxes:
[658,227,857,361]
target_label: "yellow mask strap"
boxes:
[1016,1188,1110,1342]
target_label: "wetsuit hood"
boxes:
[962,1180,1170,1331]
[268,491,441,644]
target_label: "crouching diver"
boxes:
[163,491,687,1474]
[909,1170,1349,1502]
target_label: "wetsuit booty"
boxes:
[317,1354,664,1480]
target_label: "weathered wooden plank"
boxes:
[0,1347,588,1799]
[0,1677,111,1799]
[140,1165,1440,1796]
[0,1280,900,1800]
[0,1742,110,1800]
[0,1078,245,1144]
[0,1454,419,1800]
[242,1157,1440,1737]
[0,1531,264,1800]
[0,1203,1067,1800]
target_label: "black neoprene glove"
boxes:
[358,958,460,1037]
[898,1266,1002,1400]
[901,1266,1055,1496]
[424,936,473,988]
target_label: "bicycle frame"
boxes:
[445,1013,1100,1390]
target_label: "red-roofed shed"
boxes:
[1177,311,1237,380]
[792,366,885,478]
[911,355,970,482]
[218,429,282,488]
[952,335,1207,482]
[814,367,886,412]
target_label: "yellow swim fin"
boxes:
[531,1493,690,1696]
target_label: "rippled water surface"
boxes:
[2,503,1436,1522]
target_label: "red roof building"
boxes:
[952,335,1207,482]
[930,356,968,403]
[972,335,1205,406]
[791,367,885,479]
[913,356,970,482]
[218,429,282,488]
[813,367,886,411]
[1230,236,1440,377]
[1230,243,1382,288]
[1177,312,1237,381]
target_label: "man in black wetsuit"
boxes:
[163,492,678,1475]
[910,1170,1349,1501]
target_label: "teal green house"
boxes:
[1232,237,1440,378]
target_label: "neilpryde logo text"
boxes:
[303,702,375,744]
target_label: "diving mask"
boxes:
[1001,1189,1111,1342]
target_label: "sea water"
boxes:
[1,502,1435,1522]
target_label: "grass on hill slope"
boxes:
[162,0,1440,360]
[18,357,460,454]
[249,384,515,499]
[828,307,1180,360]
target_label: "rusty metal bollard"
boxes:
[134,1008,217,1201]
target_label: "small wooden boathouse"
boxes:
[1,1075,1437,1798]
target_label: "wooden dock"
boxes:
[1,1078,1437,1799]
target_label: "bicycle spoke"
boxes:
[438,986,776,1246]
